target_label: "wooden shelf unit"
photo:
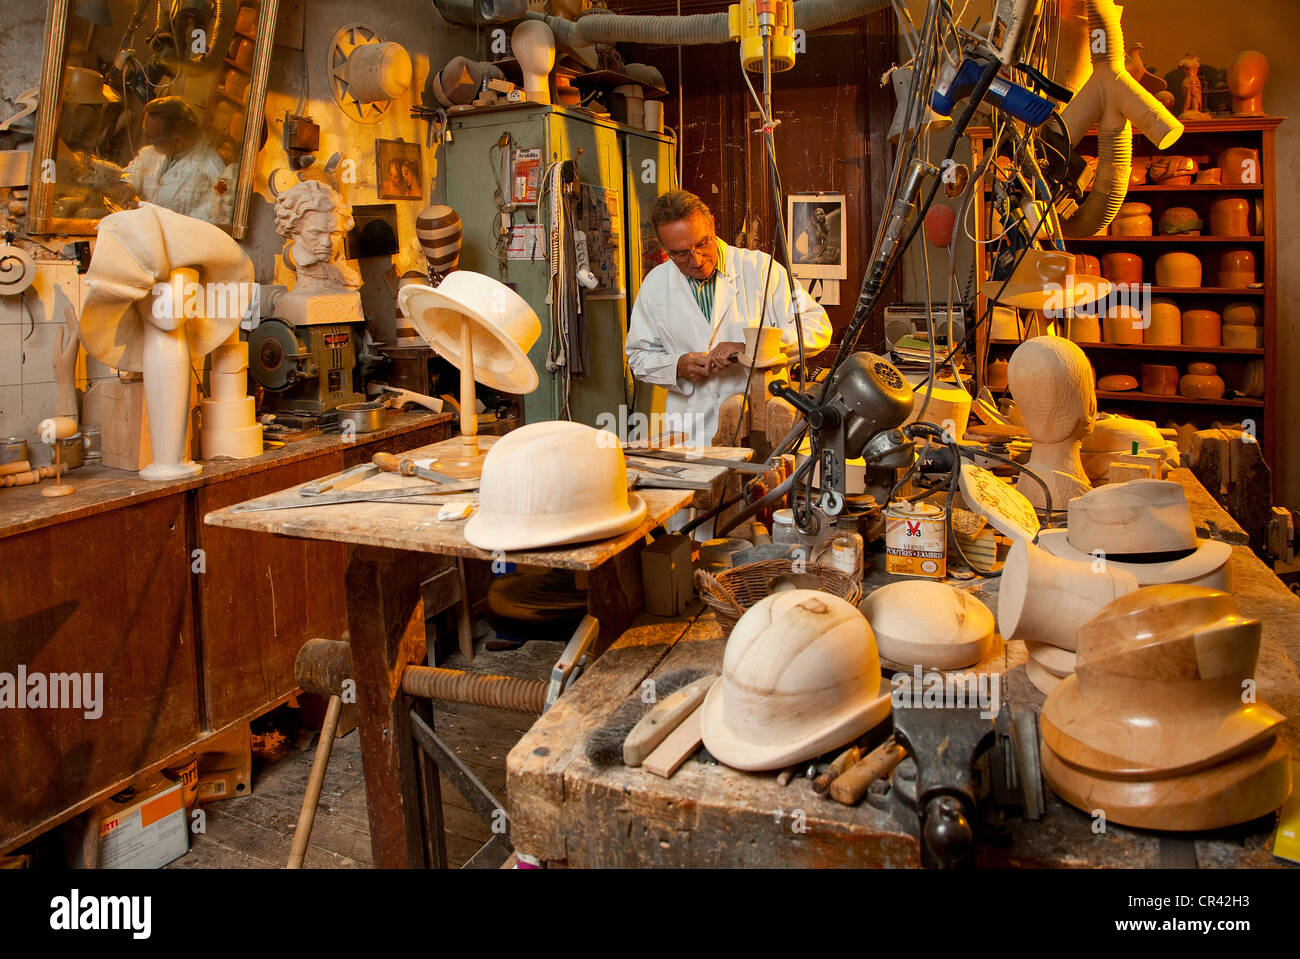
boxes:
[970,116,1283,476]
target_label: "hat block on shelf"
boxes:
[201,336,262,459]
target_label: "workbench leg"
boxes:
[345,546,432,868]
[587,540,645,653]
[414,699,449,869]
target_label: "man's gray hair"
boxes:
[651,189,712,229]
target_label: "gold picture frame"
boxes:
[29,0,280,239]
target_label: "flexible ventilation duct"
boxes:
[1057,0,1182,237]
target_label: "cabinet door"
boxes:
[623,131,679,425]
[0,495,198,851]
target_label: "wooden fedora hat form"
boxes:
[1035,528,1231,589]
[992,249,1111,311]
[1042,585,1285,775]
[1065,479,1198,555]
[1040,736,1291,832]
[862,580,994,670]
[464,421,647,552]
[700,590,892,772]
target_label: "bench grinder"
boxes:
[249,316,365,413]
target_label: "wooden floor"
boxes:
[167,624,558,869]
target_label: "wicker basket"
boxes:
[695,559,863,634]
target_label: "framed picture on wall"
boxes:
[375,139,423,200]
[787,193,847,280]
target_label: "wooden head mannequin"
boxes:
[1007,336,1096,510]
[1227,50,1269,117]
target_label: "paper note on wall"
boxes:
[507,224,546,260]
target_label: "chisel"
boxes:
[230,482,479,512]
[372,451,461,484]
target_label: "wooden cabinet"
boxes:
[0,413,451,853]
[971,117,1282,477]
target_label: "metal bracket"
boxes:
[546,615,599,711]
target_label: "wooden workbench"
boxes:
[205,435,762,866]
[0,411,453,855]
[506,469,1300,868]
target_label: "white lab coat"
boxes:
[625,242,832,446]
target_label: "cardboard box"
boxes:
[96,781,189,869]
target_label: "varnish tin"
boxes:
[885,501,947,578]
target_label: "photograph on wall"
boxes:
[375,139,423,200]
[787,193,847,280]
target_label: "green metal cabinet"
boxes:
[442,104,676,427]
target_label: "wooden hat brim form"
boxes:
[1042,737,1292,832]
[1036,528,1232,588]
[80,203,253,372]
[862,580,994,670]
[396,273,541,395]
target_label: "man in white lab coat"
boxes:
[626,190,832,448]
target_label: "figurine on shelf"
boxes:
[273,179,363,327]
[1228,50,1269,117]
[1178,54,1211,120]
[1125,43,1168,99]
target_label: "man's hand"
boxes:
[707,341,744,373]
[108,181,137,208]
[676,352,711,384]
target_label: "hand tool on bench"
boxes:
[372,451,461,484]
[229,482,479,512]
[623,674,717,766]
[828,738,906,805]
[813,745,863,794]
[301,462,379,495]
[620,447,767,475]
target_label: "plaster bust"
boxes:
[274,180,361,296]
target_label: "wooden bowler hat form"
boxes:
[700,590,892,772]
[1040,585,1291,831]
[397,271,541,394]
[464,420,647,552]
[1064,479,1197,555]
[861,580,994,671]
[992,249,1110,311]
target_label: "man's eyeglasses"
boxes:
[665,235,715,263]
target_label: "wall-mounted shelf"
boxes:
[1096,390,1264,408]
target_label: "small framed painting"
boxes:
[375,139,423,200]
[787,193,847,280]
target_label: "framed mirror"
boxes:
[30,0,280,238]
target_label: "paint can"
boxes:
[885,501,947,578]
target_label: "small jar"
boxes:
[771,509,798,547]
[829,530,865,582]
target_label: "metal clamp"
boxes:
[545,615,599,711]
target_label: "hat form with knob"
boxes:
[700,590,892,771]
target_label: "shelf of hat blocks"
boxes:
[969,117,1280,472]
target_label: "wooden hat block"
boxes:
[700,590,892,772]
[1041,585,1292,831]
[862,580,994,670]
[1007,336,1096,511]
[1065,479,1197,555]
[397,272,541,478]
[39,416,78,498]
[998,537,1138,693]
